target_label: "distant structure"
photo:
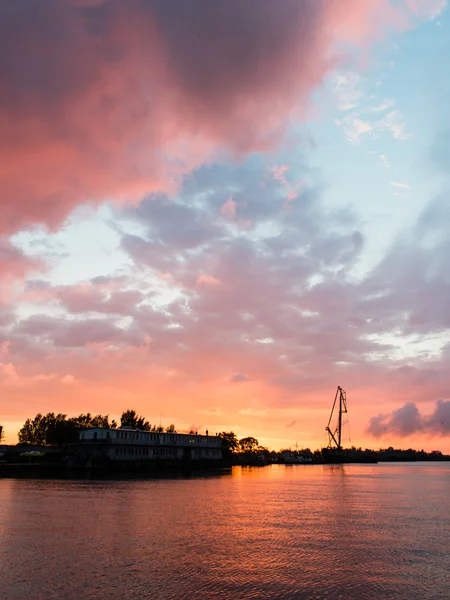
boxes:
[281,450,313,464]
[325,386,348,451]
[76,427,223,467]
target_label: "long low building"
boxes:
[76,427,223,466]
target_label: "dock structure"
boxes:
[75,427,223,467]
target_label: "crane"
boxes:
[325,386,347,451]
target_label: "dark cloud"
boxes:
[355,193,450,335]
[230,373,249,383]
[16,314,145,348]
[25,279,52,291]
[129,194,226,250]
[367,400,450,438]
[57,286,145,316]
[22,279,146,316]
[0,0,413,233]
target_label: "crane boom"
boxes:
[325,386,347,450]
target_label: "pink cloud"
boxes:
[196,274,222,288]
[220,197,237,220]
[270,165,303,208]
[406,0,447,19]
[0,240,39,280]
[0,0,428,234]
[0,362,21,386]
[0,238,42,305]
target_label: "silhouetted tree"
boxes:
[166,424,176,433]
[239,436,259,453]
[0,425,4,443]
[18,412,112,445]
[120,409,151,431]
[70,413,110,430]
[300,448,313,458]
[18,413,67,445]
[219,432,239,454]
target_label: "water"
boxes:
[1,463,449,600]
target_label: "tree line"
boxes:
[216,436,450,462]
[5,414,450,461]
[16,410,176,446]
[13,410,266,454]
[218,432,268,455]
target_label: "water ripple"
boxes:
[1,464,449,599]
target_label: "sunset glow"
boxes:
[1,0,450,452]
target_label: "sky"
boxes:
[1,0,450,451]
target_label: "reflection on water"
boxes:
[1,464,449,599]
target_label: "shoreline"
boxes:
[2,457,450,480]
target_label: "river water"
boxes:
[0,463,449,600]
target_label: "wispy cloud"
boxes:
[407,0,448,20]
[331,71,364,111]
[390,182,411,189]
[196,274,222,288]
[270,165,303,208]
[377,110,412,140]
[378,154,390,169]
[337,106,411,145]
[200,407,226,417]
[335,116,375,145]
[364,100,396,113]
[239,408,266,416]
